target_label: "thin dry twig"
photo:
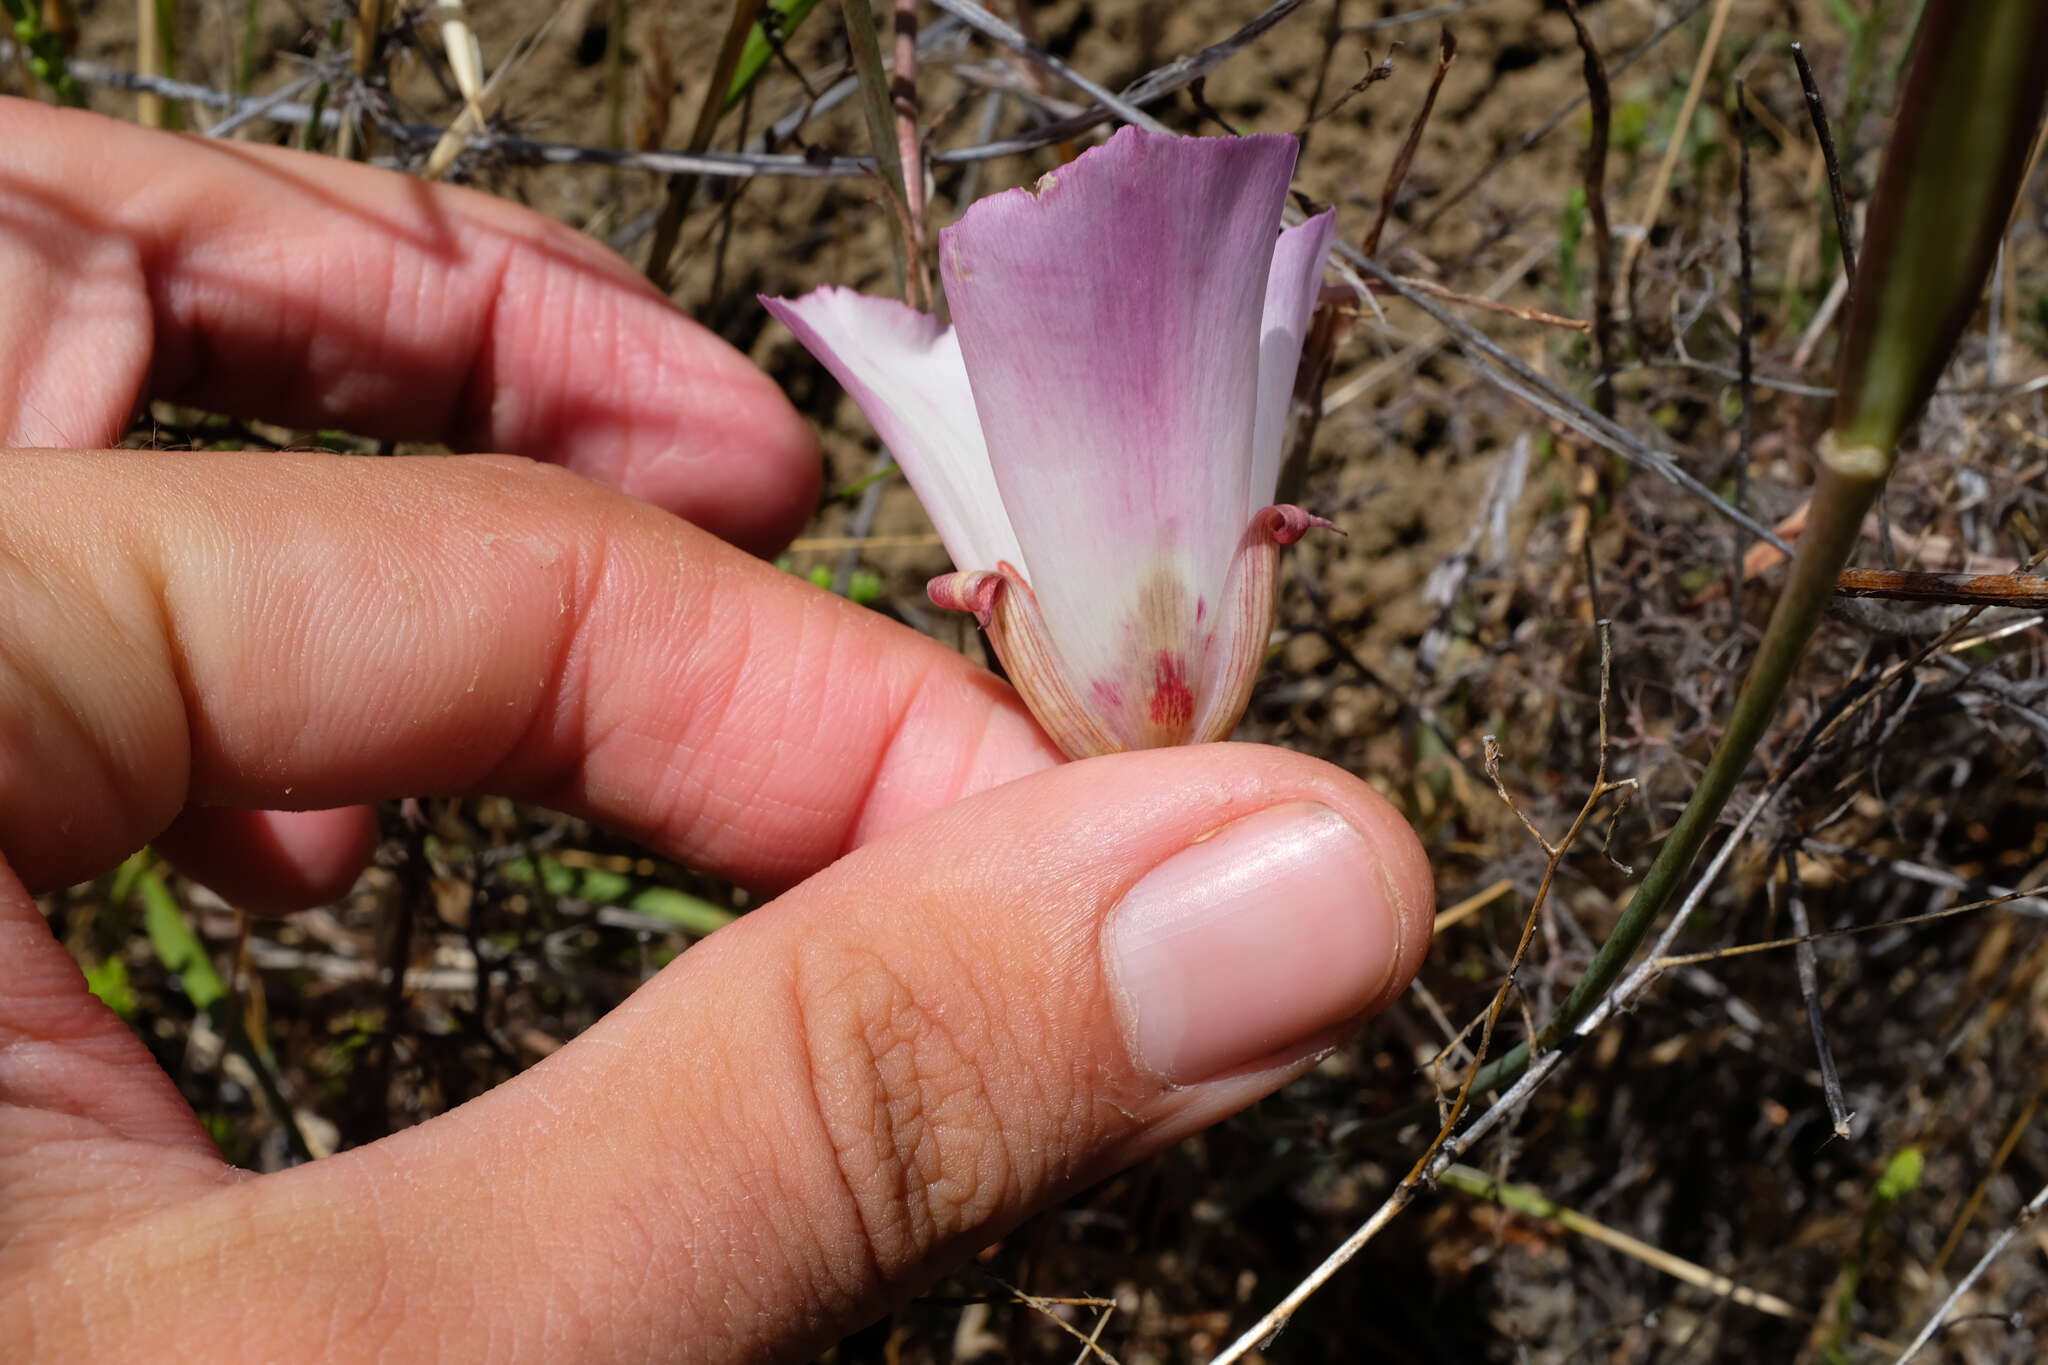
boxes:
[1559,0,1615,415]
[1781,850,1852,1139]
[1396,0,1709,245]
[1833,567,2048,607]
[1332,245,1794,554]
[1652,883,2048,970]
[1733,77,1756,623]
[1792,41,1858,281]
[1930,1065,2048,1274]
[1893,1179,2048,1362]
[1440,1164,1905,1353]
[1353,275,1589,330]
[1214,624,1635,1364]
[1359,27,1455,258]
[1617,0,1734,288]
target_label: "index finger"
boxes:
[0,98,818,555]
[0,449,1058,895]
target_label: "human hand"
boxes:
[0,101,1434,1360]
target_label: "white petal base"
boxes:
[929,506,1333,759]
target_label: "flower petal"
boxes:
[760,287,1024,575]
[1250,210,1337,506]
[1189,505,1334,743]
[937,127,1300,716]
[929,565,1120,758]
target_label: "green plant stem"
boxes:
[1464,463,1881,1098]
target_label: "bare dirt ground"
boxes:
[20,0,2048,1360]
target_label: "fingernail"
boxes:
[1103,802,1404,1085]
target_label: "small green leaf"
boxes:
[137,866,226,1012]
[84,955,137,1019]
[1875,1146,1923,1205]
[629,887,736,935]
[721,0,824,112]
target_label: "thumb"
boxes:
[35,745,1431,1361]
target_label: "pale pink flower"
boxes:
[765,127,1336,758]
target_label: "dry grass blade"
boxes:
[1434,878,1513,933]
[1930,1066,2048,1275]
[1438,1164,1906,1353]
[837,0,917,301]
[1616,0,1733,288]
[334,0,383,159]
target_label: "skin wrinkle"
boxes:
[799,939,1017,1282]
[478,489,616,811]
[453,236,519,451]
[596,543,756,873]
[593,941,847,1355]
[0,543,180,871]
[839,663,953,861]
[767,592,894,837]
[782,961,899,1330]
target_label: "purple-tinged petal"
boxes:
[760,287,1024,576]
[929,565,1120,758]
[1250,210,1338,506]
[938,127,1300,720]
[1188,505,1336,743]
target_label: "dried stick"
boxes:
[1560,0,1615,416]
[1781,850,1852,1139]
[334,0,382,160]
[645,0,757,292]
[1359,27,1456,258]
[135,0,165,127]
[1892,1179,2048,1362]
[1792,41,1858,281]
[1833,567,2048,607]
[892,0,927,288]
[1213,625,1635,1364]
[1617,0,1735,285]
[1398,0,1708,245]
[1734,78,1756,622]
[1334,246,1793,553]
[924,0,1164,133]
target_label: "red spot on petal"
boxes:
[1148,651,1195,731]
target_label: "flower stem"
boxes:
[1455,0,2048,1112]
[1463,463,1879,1097]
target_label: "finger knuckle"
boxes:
[791,946,1032,1275]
